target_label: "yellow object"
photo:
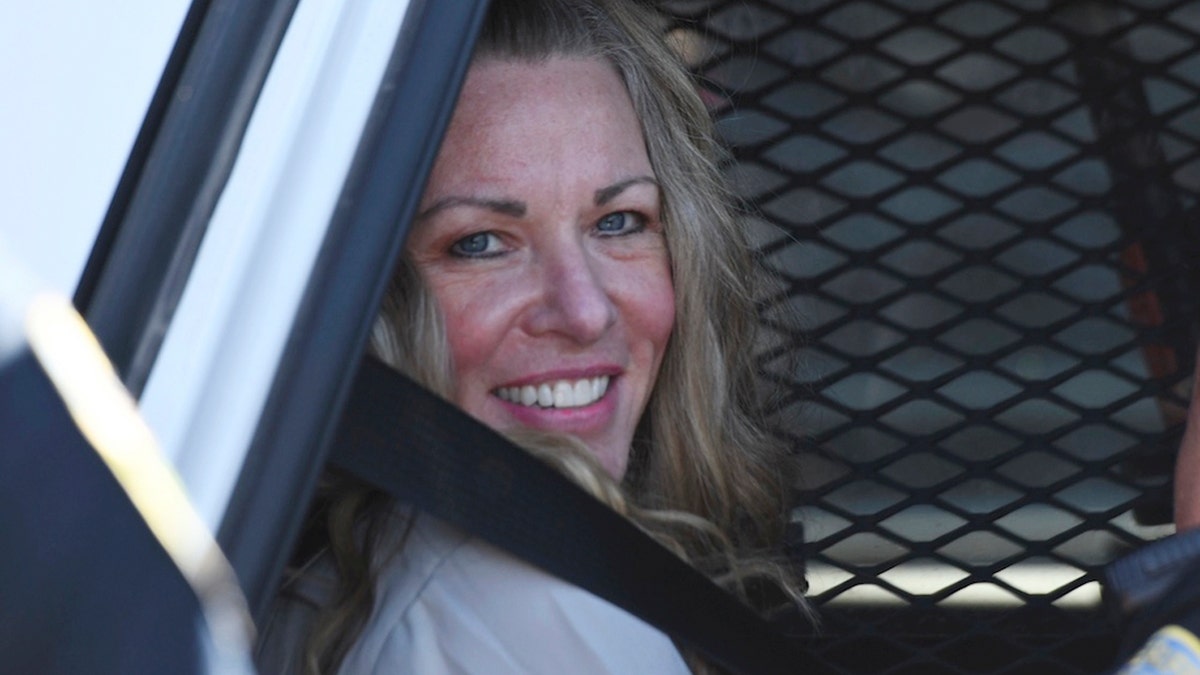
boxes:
[23,292,255,653]
[1118,625,1200,674]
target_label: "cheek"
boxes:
[623,259,676,359]
[646,281,676,353]
[442,307,486,374]
[426,277,511,395]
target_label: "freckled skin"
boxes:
[406,58,675,479]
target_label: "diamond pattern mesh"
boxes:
[657,1,1200,672]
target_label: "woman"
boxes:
[257,0,807,672]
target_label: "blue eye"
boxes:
[450,232,499,257]
[596,211,644,235]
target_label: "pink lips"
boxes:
[496,373,619,436]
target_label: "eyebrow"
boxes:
[417,176,659,221]
[595,176,658,206]
[417,196,526,221]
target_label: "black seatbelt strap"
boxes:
[328,356,818,675]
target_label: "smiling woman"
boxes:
[255,1,808,673]
[408,58,675,480]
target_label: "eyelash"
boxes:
[595,211,647,236]
[447,210,650,259]
[449,231,503,258]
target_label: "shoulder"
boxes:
[341,514,691,675]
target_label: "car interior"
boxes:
[17,0,1200,673]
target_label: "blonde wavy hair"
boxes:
[295,0,810,672]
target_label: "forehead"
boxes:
[454,56,636,128]
[425,57,652,196]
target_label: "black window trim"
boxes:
[215,0,492,620]
[76,0,302,397]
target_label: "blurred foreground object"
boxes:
[0,243,254,675]
[1104,529,1200,673]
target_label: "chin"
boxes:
[592,446,628,482]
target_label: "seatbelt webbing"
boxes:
[328,356,816,675]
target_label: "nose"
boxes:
[525,241,617,344]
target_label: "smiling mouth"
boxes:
[494,376,610,409]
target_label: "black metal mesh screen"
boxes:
[658,1,1200,672]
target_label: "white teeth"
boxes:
[495,376,610,409]
[553,382,572,407]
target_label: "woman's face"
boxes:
[407,57,675,480]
